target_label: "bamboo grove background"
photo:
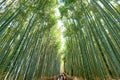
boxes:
[0,0,60,79]
[0,0,120,80]
[62,0,120,79]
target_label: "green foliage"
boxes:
[0,0,120,80]
[0,0,60,79]
[62,0,120,79]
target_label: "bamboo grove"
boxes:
[60,0,120,79]
[0,0,60,79]
[0,0,120,80]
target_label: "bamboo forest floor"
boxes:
[0,74,120,80]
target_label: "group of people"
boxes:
[40,73,79,80]
[58,73,72,80]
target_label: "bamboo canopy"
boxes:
[0,0,120,80]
